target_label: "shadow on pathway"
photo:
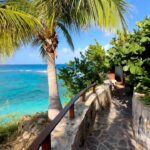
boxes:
[84,88,138,150]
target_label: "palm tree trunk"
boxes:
[47,52,62,120]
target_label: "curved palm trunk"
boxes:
[47,52,62,120]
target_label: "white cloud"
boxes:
[84,46,89,51]
[104,31,113,37]
[62,48,70,53]
[56,46,88,64]
[103,44,111,51]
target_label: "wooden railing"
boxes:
[28,83,97,150]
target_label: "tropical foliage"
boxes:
[0,0,41,57]
[0,122,18,144]
[140,94,150,105]
[107,17,150,93]
[0,0,129,57]
[60,17,150,99]
[59,42,108,98]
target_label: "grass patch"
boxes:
[140,94,150,105]
[0,113,20,144]
[0,111,48,145]
[0,122,18,144]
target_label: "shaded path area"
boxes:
[84,88,138,150]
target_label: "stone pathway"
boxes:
[84,88,138,150]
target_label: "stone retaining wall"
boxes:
[132,93,150,150]
[52,85,111,150]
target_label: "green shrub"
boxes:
[107,17,150,93]
[0,122,18,144]
[0,113,20,144]
[140,94,150,105]
[136,76,150,94]
[59,41,108,98]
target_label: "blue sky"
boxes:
[5,0,150,64]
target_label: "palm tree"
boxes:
[0,0,129,120]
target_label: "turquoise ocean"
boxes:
[0,64,68,123]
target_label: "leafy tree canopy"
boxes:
[59,42,108,98]
[107,17,150,93]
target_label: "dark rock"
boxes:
[98,144,108,150]
[104,141,115,149]
[119,140,127,147]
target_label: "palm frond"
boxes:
[0,6,42,56]
[0,0,130,57]
[74,0,129,32]
[40,45,48,60]
[57,21,74,50]
[5,0,38,16]
[0,7,41,30]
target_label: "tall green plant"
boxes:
[107,17,150,93]
[59,42,108,98]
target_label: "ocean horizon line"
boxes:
[0,63,66,65]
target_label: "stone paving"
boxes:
[84,88,138,150]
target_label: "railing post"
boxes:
[93,85,96,93]
[82,93,86,102]
[69,104,75,119]
[42,134,51,150]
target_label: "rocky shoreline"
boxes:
[0,112,49,150]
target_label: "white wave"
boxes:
[0,69,47,73]
[0,69,32,72]
[36,70,47,73]
[19,69,32,72]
